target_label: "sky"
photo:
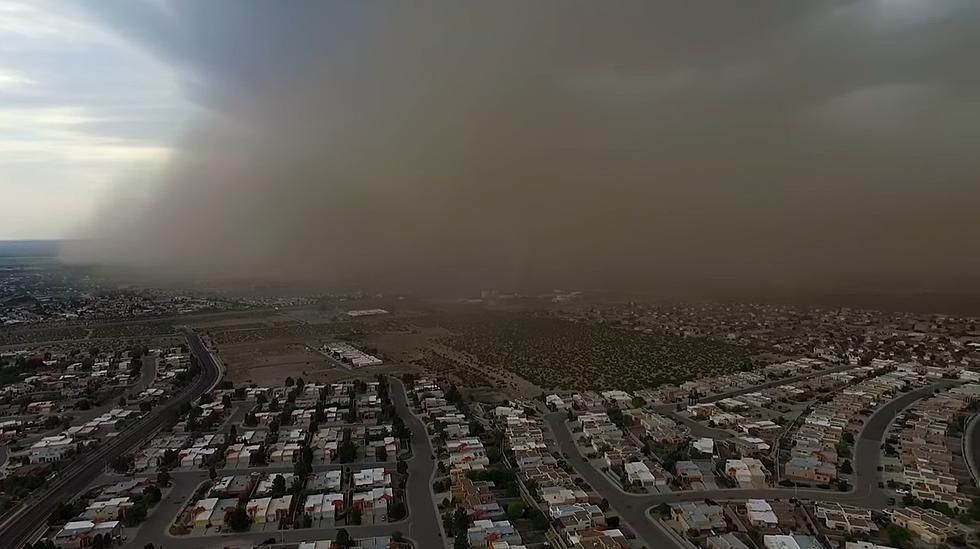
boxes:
[8,1,980,293]
[0,0,191,240]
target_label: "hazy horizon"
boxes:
[6,1,980,296]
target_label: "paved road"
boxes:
[545,381,956,547]
[122,377,442,549]
[545,412,689,549]
[388,377,444,549]
[962,410,980,487]
[0,331,221,549]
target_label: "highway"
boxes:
[0,330,221,549]
[545,381,957,548]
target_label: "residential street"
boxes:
[121,377,443,548]
[544,381,959,548]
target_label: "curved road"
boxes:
[964,411,980,487]
[546,381,958,548]
[0,331,221,549]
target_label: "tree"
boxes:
[110,454,134,474]
[157,470,171,487]
[143,485,162,504]
[840,460,853,474]
[397,459,408,475]
[77,399,91,411]
[229,424,238,441]
[125,502,147,525]
[209,466,218,480]
[285,376,295,387]
[389,501,407,521]
[118,396,127,406]
[250,445,268,466]
[272,474,287,498]
[91,534,104,549]
[227,506,251,531]
[886,523,911,546]
[599,498,609,511]
[506,502,524,520]
[529,508,550,530]
[222,394,232,408]
[392,415,412,441]
[294,459,312,479]
[376,446,388,462]
[48,500,75,525]
[350,506,363,525]
[336,528,353,547]
[338,437,357,463]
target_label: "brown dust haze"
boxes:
[63,1,980,295]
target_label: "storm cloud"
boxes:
[64,0,980,294]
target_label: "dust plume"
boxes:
[63,1,980,294]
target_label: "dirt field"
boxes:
[217,338,419,385]
[189,311,298,329]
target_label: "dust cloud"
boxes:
[63,1,980,295]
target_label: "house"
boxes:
[52,520,121,549]
[565,529,629,548]
[255,473,295,496]
[191,498,219,528]
[246,497,272,524]
[352,467,390,491]
[887,507,960,545]
[351,487,393,524]
[784,457,836,483]
[743,500,778,529]
[303,492,345,524]
[670,502,726,533]
[30,434,74,463]
[693,438,715,456]
[763,535,824,549]
[707,533,752,549]
[209,475,257,499]
[452,477,496,509]
[467,519,523,547]
[734,436,771,457]
[26,400,56,414]
[549,503,606,532]
[674,461,704,483]
[82,497,134,522]
[815,502,874,534]
[546,394,569,411]
[99,478,154,499]
[624,462,658,487]
[725,459,769,488]
[306,470,343,493]
[267,495,293,524]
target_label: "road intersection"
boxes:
[546,381,959,548]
